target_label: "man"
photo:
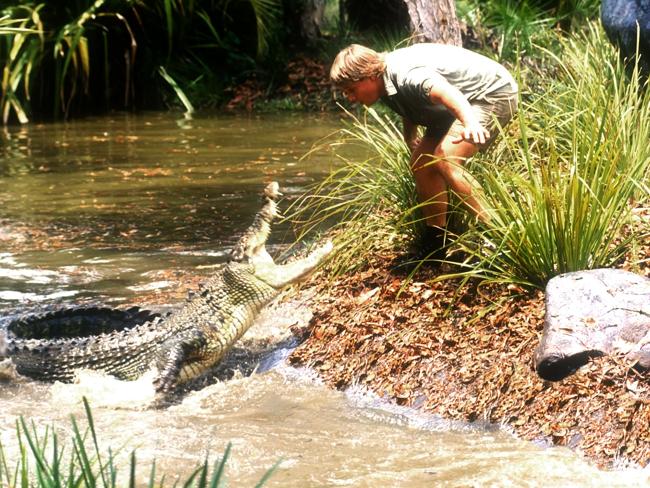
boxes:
[330,43,518,252]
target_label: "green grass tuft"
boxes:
[286,105,422,277]
[448,22,650,289]
[0,397,278,487]
[291,20,649,291]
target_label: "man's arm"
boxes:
[428,77,489,145]
[402,117,419,152]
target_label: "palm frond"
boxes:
[247,0,281,56]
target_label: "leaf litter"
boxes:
[289,232,650,470]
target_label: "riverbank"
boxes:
[224,56,335,112]
[287,216,650,471]
[1,214,648,471]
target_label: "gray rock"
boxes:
[535,268,650,381]
[601,0,650,76]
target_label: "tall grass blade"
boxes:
[182,464,205,487]
[129,451,137,488]
[253,459,282,488]
[148,459,157,488]
[82,396,110,487]
[71,415,96,487]
[18,418,54,484]
[248,0,281,56]
[0,439,10,487]
[209,442,231,488]
[159,65,195,117]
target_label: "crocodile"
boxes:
[0,182,332,394]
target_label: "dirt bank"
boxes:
[288,249,649,470]
[2,212,648,470]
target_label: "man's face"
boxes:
[341,77,383,106]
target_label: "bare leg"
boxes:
[433,136,490,223]
[410,135,448,228]
[411,135,490,226]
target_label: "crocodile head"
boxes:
[0,181,332,393]
[229,181,280,265]
[229,181,332,289]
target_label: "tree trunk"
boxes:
[299,0,326,41]
[403,0,462,46]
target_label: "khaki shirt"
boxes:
[381,43,518,127]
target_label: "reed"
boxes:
[0,0,281,123]
[290,21,649,290]
[0,398,278,487]
[447,21,650,289]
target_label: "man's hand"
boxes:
[428,78,490,145]
[452,121,490,145]
[406,136,422,152]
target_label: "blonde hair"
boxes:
[330,44,386,86]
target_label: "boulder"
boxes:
[601,0,650,75]
[535,268,650,381]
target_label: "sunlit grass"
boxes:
[286,106,420,277]
[448,22,650,288]
[0,397,278,487]
[291,20,649,290]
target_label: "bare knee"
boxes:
[426,153,457,181]
[411,153,435,175]
[410,137,441,171]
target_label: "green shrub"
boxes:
[0,0,281,122]
[445,22,650,288]
[291,21,649,290]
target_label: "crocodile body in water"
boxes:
[0,182,332,394]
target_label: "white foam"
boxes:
[0,290,78,301]
[0,267,59,284]
[50,369,158,409]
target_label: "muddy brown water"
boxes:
[0,112,647,486]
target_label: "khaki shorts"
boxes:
[425,93,518,150]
